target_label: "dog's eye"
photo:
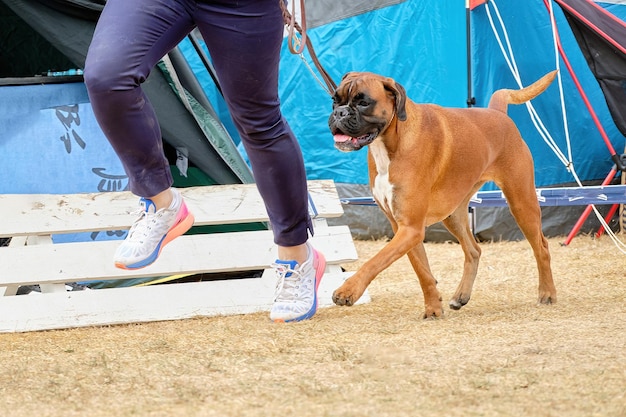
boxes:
[351,93,371,109]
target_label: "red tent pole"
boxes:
[595,203,619,238]
[544,0,620,244]
[563,167,617,245]
[543,0,617,156]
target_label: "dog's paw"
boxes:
[537,282,557,305]
[422,305,444,319]
[448,295,470,310]
[538,293,557,305]
[332,291,356,306]
[332,284,363,307]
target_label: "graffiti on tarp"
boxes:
[93,168,129,192]
[54,104,86,153]
[90,168,130,241]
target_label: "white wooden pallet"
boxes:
[0,180,367,332]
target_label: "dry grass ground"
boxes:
[1,235,625,417]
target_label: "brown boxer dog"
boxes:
[328,71,558,318]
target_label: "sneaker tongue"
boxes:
[274,259,299,277]
[140,198,157,214]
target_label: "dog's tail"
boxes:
[488,70,557,114]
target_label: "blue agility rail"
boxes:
[340,185,626,208]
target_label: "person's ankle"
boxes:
[149,188,174,211]
[277,243,308,265]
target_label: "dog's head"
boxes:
[329,72,407,152]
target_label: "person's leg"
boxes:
[84,0,197,269]
[194,0,312,263]
[194,0,324,321]
[84,0,196,200]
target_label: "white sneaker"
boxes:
[114,188,194,270]
[270,243,326,323]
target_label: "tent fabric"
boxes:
[556,0,626,138]
[33,0,104,20]
[343,185,626,207]
[183,0,467,185]
[1,0,251,186]
[3,0,97,68]
[182,0,626,240]
[195,0,625,189]
[3,0,626,241]
[281,1,467,185]
[158,56,253,184]
[303,0,407,28]
[0,80,128,245]
[0,2,74,78]
[470,0,624,190]
[0,81,124,195]
[468,0,625,240]
[469,0,489,10]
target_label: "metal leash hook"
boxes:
[283,0,307,55]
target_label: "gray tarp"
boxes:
[1,0,252,185]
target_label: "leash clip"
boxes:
[279,0,337,95]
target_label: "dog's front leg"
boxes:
[405,243,444,318]
[333,225,429,308]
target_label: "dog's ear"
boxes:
[383,78,407,122]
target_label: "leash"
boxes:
[280,0,337,96]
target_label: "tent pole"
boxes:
[187,31,223,98]
[543,0,624,168]
[466,0,475,107]
[622,145,626,234]
[563,167,617,245]
[543,0,623,244]
[595,203,619,238]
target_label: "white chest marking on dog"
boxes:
[370,140,394,216]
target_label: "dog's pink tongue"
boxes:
[333,134,352,143]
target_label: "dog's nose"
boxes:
[333,106,350,119]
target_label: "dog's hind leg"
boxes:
[498,175,557,305]
[442,203,482,310]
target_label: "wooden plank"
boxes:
[24,234,67,294]
[0,287,17,296]
[0,179,363,332]
[0,226,357,286]
[0,237,27,296]
[0,180,344,237]
[0,271,369,333]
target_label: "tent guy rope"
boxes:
[485,0,626,253]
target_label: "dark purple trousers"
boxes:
[84,0,312,247]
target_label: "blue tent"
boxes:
[183,0,468,186]
[2,0,625,241]
[181,0,625,239]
